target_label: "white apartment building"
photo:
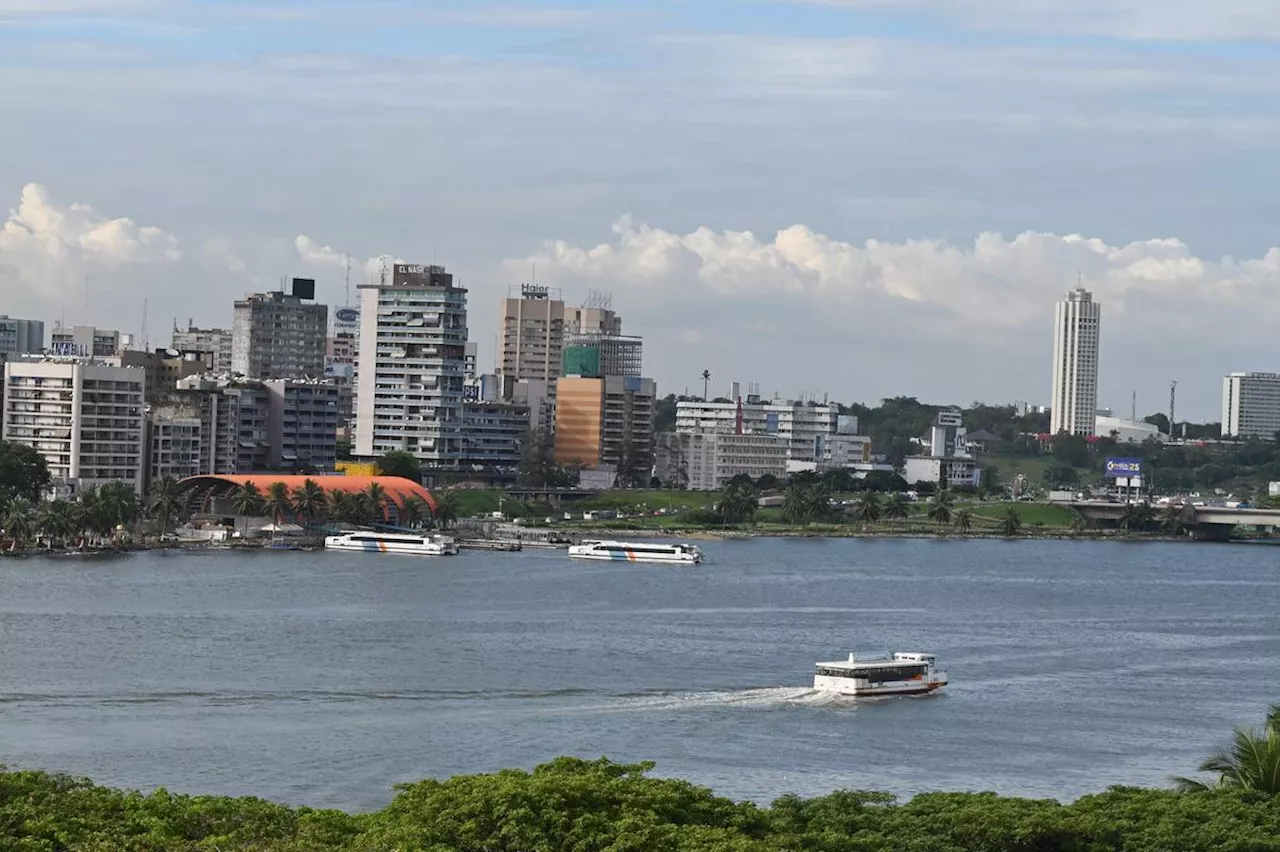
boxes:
[2,359,146,492]
[656,431,790,491]
[0,316,44,355]
[1221,372,1280,439]
[172,323,234,374]
[1050,287,1101,436]
[674,397,838,463]
[355,263,468,465]
[50,324,121,358]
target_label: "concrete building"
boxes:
[2,359,145,493]
[656,431,790,491]
[562,332,643,379]
[512,378,554,433]
[499,284,566,386]
[1050,286,1101,436]
[554,375,656,483]
[172,323,234,374]
[1221,372,1280,439]
[355,263,468,466]
[231,282,328,379]
[0,316,44,355]
[1095,412,1165,444]
[675,396,838,463]
[461,399,531,470]
[147,413,204,484]
[264,379,339,472]
[50,324,121,358]
[111,349,207,403]
[903,409,980,489]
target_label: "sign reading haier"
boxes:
[1105,458,1142,478]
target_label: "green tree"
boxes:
[999,506,1023,537]
[716,479,758,525]
[927,491,954,525]
[35,500,76,549]
[230,481,264,538]
[854,491,883,524]
[364,482,389,521]
[263,481,293,524]
[1161,503,1186,536]
[291,479,327,522]
[326,490,352,525]
[148,476,182,537]
[397,495,429,529]
[953,507,973,533]
[3,497,34,547]
[433,490,460,529]
[882,493,909,528]
[1176,705,1280,793]
[517,429,571,488]
[1051,432,1091,467]
[0,440,50,504]
[782,482,829,525]
[375,450,421,482]
[1042,464,1079,487]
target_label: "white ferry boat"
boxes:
[567,540,702,565]
[325,531,459,556]
[813,652,947,697]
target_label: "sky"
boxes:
[3,1,1280,420]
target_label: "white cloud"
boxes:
[797,0,1280,40]
[0,183,181,304]
[509,218,1280,414]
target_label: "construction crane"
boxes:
[1169,380,1177,437]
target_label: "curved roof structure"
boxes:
[176,475,435,514]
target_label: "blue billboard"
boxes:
[1105,458,1142,478]
[765,412,779,434]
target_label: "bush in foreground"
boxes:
[5,756,1280,850]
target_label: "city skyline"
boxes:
[6,1,1280,418]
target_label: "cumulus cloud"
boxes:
[0,183,181,306]
[509,218,1280,413]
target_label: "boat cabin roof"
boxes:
[815,653,935,670]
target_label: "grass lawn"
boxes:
[972,501,1077,528]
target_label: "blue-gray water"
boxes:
[0,538,1277,810]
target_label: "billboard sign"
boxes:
[333,307,360,332]
[765,412,779,434]
[1105,458,1142,478]
[393,264,451,288]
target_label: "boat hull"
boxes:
[325,538,455,556]
[813,675,947,697]
[568,550,699,565]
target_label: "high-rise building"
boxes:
[1221,372,1280,439]
[674,396,837,463]
[2,359,145,493]
[264,379,339,472]
[355,263,468,465]
[112,349,207,403]
[231,281,328,379]
[499,284,565,385]
[50,324,121,358]
[562,332,643,378]
[172,323,234,374]
[0,316,44,355]
[1050,287,1101,436]
[554,375,656,484]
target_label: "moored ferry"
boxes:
[813,652,947,697]
[568,540,702,565]
[325,531,459,556]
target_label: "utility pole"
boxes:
[1169,380,1177,437]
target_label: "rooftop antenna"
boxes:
[142,297,149,352]
[1131,390,1136,423]
[344,254,351,307]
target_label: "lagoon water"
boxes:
[0,538,1277,810]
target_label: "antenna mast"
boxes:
[1169,380,1177,436]
[344,254,351,306]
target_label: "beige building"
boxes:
[2,359,146,492]
[555,375,656,485]
[498,284,566,385]
[656,431,790,491]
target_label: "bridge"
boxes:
[1056,501,1280,541]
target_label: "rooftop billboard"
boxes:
[1104,458,1142,478]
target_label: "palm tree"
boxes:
[35,500,75,549]
[98,482,140,541]
[999,506,1023,537]
[927,491,954,526]
[326,490,352,526]
[291,479,327,524]
[1175,705,1280,793]
[349,492,374,526]
[882,493,909,531]
[149,476,182,538]
[953,507,973,534]
[854,491,883,524]
[1161,503,1186,537]
[433,490,460,530]
[716,480,757,525]
[3,498,34,548]
[230,481,264,539]
[397,495,428,529]
[263,481,293,525]
[364,483,388,522]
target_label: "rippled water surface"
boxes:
[0,538,1277,809]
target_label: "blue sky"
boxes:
[4,0,1280,418]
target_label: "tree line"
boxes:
[0,705,1277,850]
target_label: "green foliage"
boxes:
[11,754,1280,851]
[433,490,460,529]
[516,429,576,488]
[854,491,884,523]
[781,481,830,525]
[374,450,421,482]
[291,479,327,522]
[1176,704,1280,793]
[716,479,758,525]
[953,506,973,533]
[0,440,51,504]
[999,506,1023,537]
[1051,432,1091,468]
[264,481,293,523]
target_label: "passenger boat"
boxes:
[567,540,702,565]
[324,531,459,556]
[813,652,947,697]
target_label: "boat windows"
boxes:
[816,665,926,681]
